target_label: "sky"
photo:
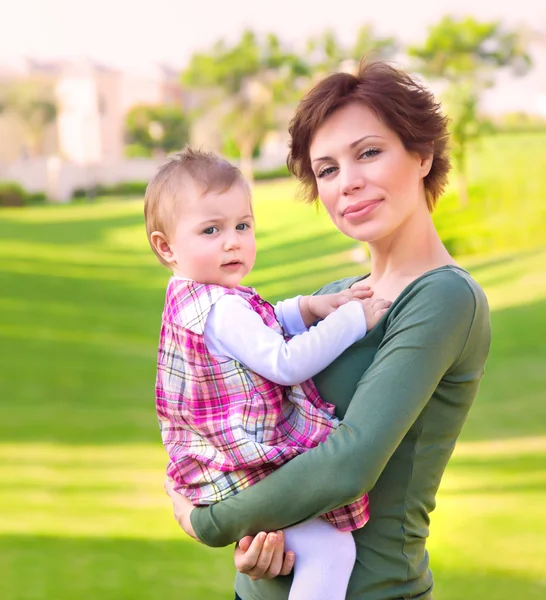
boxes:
[2,0,546,113]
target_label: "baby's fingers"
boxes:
[373,299,392,312]
[350,281,372,291]
[349,286,373,299]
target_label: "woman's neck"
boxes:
[366,210,456,291]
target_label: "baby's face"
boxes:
[169,181,256,288]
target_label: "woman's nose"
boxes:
[340,168,366,196]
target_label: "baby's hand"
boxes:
[357,296,392,329]
[303,287,374,324]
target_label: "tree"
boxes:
[351,25,399,63]
[182,30,309,185]
[306,25,398,75]
[409,16,532,205]
[124,105,190,158]
[2,81,57,157]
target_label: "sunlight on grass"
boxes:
[1,133,545,599]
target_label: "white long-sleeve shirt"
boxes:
[204,295,367,386]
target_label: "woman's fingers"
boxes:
[261,530,286,579]
[237,535,255,553]
[279,549,296,576]
[251,532,281,579]
[235,532,267,575]
[235,531,292,580]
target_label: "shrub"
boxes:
[0,182,27,207]
[26,192,47,205]
[96,181,148,197]
[71,181,148,200]
[254,165,291,181]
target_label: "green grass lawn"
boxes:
[1,133,545,599]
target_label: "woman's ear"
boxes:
[150,231,175,265]
[419,147,434,178]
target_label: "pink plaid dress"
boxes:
[156,278,369,531]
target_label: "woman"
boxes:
[165,60,491,600]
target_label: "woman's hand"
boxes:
[164,477,199,541]
[235,530,295,580]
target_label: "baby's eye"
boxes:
[236,223,250,231]
[203,227,218,235]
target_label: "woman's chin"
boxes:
[339,221,386,244]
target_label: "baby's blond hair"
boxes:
[144,147,250,266]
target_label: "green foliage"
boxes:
[409,16,531,82]
[124,104,190,157]
[351,25,399,62]
[222,136,260,160]
[0,182,47,207]
[182,30,311,182]
[25,191,48,205]
[493,112,546,133]
[99,181,148,197]
[72,181,148,199]
[0,182,27,207]
[183,30,308,94]
[409,16,532,204]
[306,25,398,73]
[254,164,291,181]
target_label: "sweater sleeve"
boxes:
[191,272,489,547]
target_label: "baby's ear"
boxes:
[151,231,175,264]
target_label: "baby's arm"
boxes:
[277,289,390,335]
[204,295,369,386]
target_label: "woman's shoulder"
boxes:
[390,266,490,338]
[403,266,488,311]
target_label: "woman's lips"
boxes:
[343,199,382,221]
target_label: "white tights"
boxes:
[283,517,356,600]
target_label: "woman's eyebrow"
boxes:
[312,135,383,163]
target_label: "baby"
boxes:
[145,148,390,600]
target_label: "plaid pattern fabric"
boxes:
[155,278,369,531]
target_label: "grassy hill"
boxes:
[1,132,545,599]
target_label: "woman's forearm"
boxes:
[191,276,483,547]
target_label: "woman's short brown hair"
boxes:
[287,60,451,211]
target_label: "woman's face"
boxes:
[309,102,433,244]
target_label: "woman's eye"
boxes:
[360,147,381,159]
[236,223,250,231]
[317,166,336,179]
[203,227,218,235]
